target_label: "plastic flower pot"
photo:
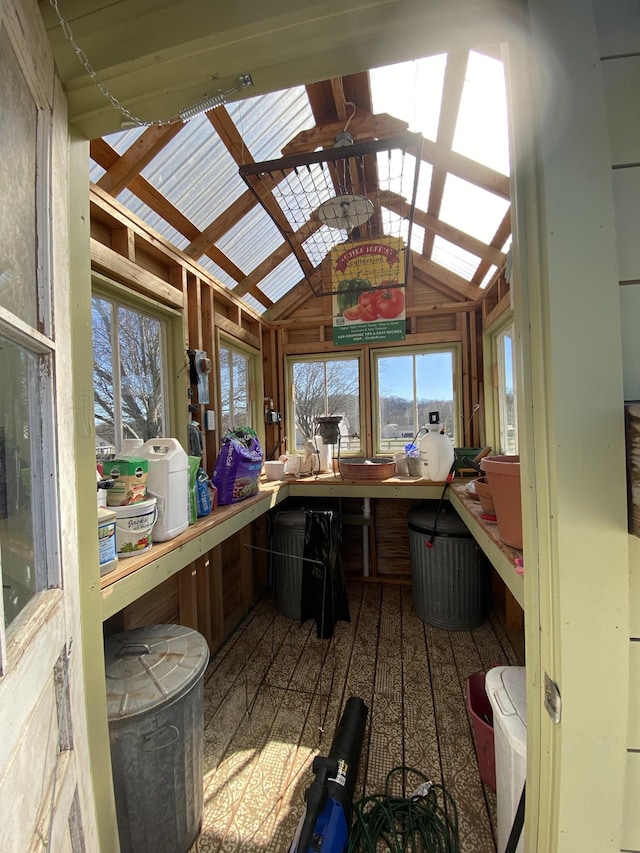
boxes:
[481,455,522,549]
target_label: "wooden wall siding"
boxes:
[597,0,640,845]
[120,575,180,631]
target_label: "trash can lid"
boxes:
[407,504,470,536]
[105,624,210,721]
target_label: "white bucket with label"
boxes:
[115,497,157,558]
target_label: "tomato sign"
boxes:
[332,238,406,344]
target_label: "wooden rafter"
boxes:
[96,123,185,196]
[471,208,512,286]
[91,138,246,281]
[378,190,506,267]
[282,110,409,155]
[423,50,469,258]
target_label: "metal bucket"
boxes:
[105,624,210,853]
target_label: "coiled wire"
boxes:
[348,767,460,852]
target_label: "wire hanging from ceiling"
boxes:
[49,0,253,127]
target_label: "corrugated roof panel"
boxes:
[453,51,509,175]
[137,116,245,231]
[195,256,237,289]
[440,174,509,244]
[227,86,313,162]
[239,292,266,315]
[479,265,498,289]
[370,55,447,141]
[432,236,480,280]
[259,255,304,303]
[218,206,283,272]
[114,188,191,250]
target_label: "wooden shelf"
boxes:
[100,483,288,619]
[448,481,524,610]
[99,475,524,622]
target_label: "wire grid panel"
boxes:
[239,134,423,295]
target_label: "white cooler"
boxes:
[485,666,527,853]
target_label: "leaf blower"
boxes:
[289,697,368,853]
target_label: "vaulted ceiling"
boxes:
[40,0,516,318]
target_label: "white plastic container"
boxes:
[138,438,189,542]
[419,426,454,481]
[486,666,527,853]
[114,497,157,557]
[118,438,144,457]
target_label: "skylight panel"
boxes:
[370,55,447,141]
[196,256,237,290]
[453,51,510,175]
[137,115,245,230]
[259,255,304,303]
[440,174,510,244]
[217,207,283,272]
[227,86,312,162]
[432,236,479,280]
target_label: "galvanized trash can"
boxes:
[271,509,307,619]
[105,624,210,853]
[407,504,489,630]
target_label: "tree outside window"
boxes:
[290,358,361,452]
[92,296,167,458]
[219,344,251,433]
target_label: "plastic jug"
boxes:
[138,438,189,541]
[419,419,454,481]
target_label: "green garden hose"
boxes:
[348,767,460,852]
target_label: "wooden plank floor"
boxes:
[191,581,519,852]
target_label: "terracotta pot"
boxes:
[481,455,522,549]
[474,476,496,517]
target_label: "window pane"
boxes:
[0,335,46,628]
[118,306,165,443]
[376,349,455,453]
[219,345,252,433]
[0,29,38,327]
[291,359,361,453]
[92,296,166,459]
[92,297,116,458]
[498,329,518,454]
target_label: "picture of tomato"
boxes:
[375,287,405,319]
[359,302,379,322]
[358,290,378,311]
[343,304,363,321]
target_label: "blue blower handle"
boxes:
[290,697,368,853]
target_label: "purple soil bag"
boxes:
[211,427,263,505]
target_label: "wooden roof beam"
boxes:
[282,110,409,155]
[413,255,480,302]
[91,138,245,281]
[377,190,506,267]
[96,123,184,196]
